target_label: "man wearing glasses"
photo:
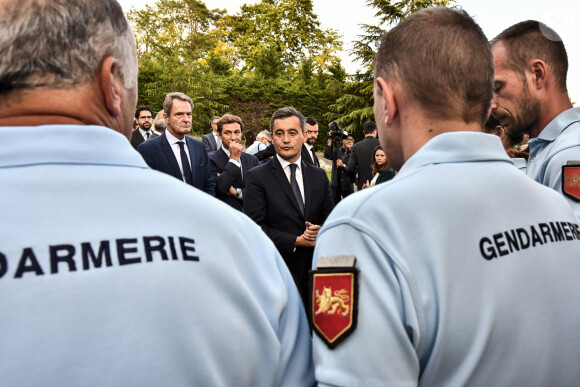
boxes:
[131,106,158,149]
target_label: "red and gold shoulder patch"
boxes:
[310,256,358,348]
[562,162,580,202]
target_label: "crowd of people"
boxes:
[2,0,580,385]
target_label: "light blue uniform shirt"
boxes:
[527,107,580,219]
[312,132,580,386]
[0,125,314,387]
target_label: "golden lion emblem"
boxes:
[566,173,580,188]
[314,286,350,317]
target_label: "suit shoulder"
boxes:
[246,160,272,176]
[136,135,161,152]
[241,152,259,164]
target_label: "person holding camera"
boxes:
[324,126,354,204]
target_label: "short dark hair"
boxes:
[306,117,318,126]
[210,116,221,125]
[135,106,153,119]
[269,106,306,133]
[216,113,244,134]
[492,20,568,92]
[362,121,377,135]
[374,7,493,124]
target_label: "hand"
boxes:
[303,221,321,241]
[227,186,236,196]
[362,180,370,189]
[295,235,316,248]
[336,159,344,168]
[229,141,243,161]
[327,138,333,146]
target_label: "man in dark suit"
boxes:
[201,116,221,153]
[346,121,380,190]
[130,106,158,149]
[244,107,334,307]
[209,114,259,211]
[301,116,320,166]
[137,92,215,196]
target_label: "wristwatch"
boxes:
[235,188,242,198]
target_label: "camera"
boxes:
[329,121,347,148]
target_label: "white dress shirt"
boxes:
[165,130,191,182]
[277,154,304,204]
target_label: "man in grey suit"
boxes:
[346,121,380,190]
[130,106,158,149]
[201,116,221,153]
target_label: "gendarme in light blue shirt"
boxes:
[0,125,313,387]
[527,107,580,219]
[312,131,580,386]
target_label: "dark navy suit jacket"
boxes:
[137,133,215,196]
[208,147,259,211]
[244,156,333,304]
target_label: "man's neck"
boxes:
[532,92,573,138]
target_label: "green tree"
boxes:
[329,0,456,138]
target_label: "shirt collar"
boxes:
[222,145,231,157]
[277,154,302,170]
[535,107,580,142]
[138,128,151,137]
[164,129,184,145]
[0,125,148,169]
[398,132,512,176]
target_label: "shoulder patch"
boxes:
[562,162,580,202]
[310,256,358,348]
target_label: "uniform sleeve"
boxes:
[312,221,421,386]
[543,146,580,220]
[273,250,316,386]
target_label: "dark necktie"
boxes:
[311,148,319,167]
[177,141,193,185]
[145,132,150,139]
[289,164,304,215]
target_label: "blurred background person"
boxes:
[362,145,395,188]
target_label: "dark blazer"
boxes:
[244,156,334,304]
[209,148,259,211]
[346,135,380,190]
[130,130,158,149]
[301,143,319,166]
[201,132,218,153]
[254,143,276,161]
[324,145,353,190]
[137,133,215,196]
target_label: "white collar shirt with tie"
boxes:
[165,130,191,182]
[277,154,305,204]
[139,128,152,141]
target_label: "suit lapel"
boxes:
[160,134,183,180]
[301,160,313,219]
[271,157,304,218]
[185,137,197,183]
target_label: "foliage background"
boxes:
[127,0,455,147]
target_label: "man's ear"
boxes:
[99,56,123,117]
[376,77,398,125]
[529,59,547,90]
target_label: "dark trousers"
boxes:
[331,185,353,205]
